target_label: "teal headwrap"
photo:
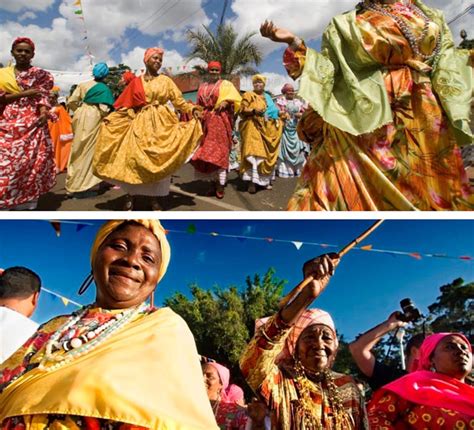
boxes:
[92,62,109,80]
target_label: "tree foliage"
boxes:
[103,63,132,99]
[186,23,263,77]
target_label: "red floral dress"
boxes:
[191,80,235,174]
[0,66,56,209]
[215,401,248,430]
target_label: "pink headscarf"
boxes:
[207,362,230,390]
[370,332,474,417]
[143,47,164,64]
[255,309,338,361]
[281,83,294,94]
[412,332,471,371]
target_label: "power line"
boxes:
[447,4,473,25]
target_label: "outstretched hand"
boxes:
[260,20,297,45]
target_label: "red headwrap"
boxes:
[143,47,164,64]
[12,37,35,52]
[207,61,222,72]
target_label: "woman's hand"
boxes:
[37,112,48,126]
[192,109,202,120]
[216,100,229,112]
[260,20,297,45]
[22,88,41,98]
[302,253,340,299]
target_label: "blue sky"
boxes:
[1,0,472,93]
[0,219,472,341]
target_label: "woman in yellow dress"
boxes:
[239,75,283,194]
[93,48,203,211]
[260,0,473,210]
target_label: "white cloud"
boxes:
[18,11,38,21]
[0,0,54,13]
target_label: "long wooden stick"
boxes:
[279,220,384,309]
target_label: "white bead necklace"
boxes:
[39,303,147,372]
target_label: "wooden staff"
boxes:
[279,220,384,309]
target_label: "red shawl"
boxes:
[113,76,146,110]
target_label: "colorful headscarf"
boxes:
[207,362,230,390]
[252,74,267,84]
[207,61,222,72]
[12,37,35,52]
[222,384,245,404]
[92,62,109,80]
[286,309,338,357]
[144,47,164,64]
[371,332,474,417]
[413,332,471,371]
[90,220,171,283]
[52,86,60,94]
[281,83,294,94]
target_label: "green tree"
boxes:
[103,63,132,98]
[186,23,263,77]
[428,278,474,341]
[164,268,285,396]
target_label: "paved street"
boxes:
[36,164,298,211]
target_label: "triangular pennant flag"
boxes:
[409,252,422,260]
[459,255,472,260]
[73,0,82,5]
[360,245,373,251]
[187,224,197,234]
[292,241,303,250]
[320,243,329,248]
[61,297,69,306]
[210,232,219,237]
[264,237,274,243]
[164,229,170,235]
[50,221,61,237]
[74,10,83,15]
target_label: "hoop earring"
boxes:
[78,272,94,295]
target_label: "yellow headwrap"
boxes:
[252,74,267,84]
[90,220,171,283]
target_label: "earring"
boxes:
[78,272,94,295]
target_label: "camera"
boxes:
[397,298,422,323]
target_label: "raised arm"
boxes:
[349,311,406,377]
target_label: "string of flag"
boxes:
[72,0,94,66]
[42,287,83,308]
[165,225,473,262]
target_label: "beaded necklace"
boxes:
[39,303,147,372]
[293,360,351,430]
[363,1,441,63]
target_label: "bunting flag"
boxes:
[42,287,83,308]
[71,0,94,66]
[177,225,471,262]
[292,241,303,250]
[50,222,61,237]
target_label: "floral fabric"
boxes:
[215,402,247,430]
[286,3,473,211]
[0,66,56,208]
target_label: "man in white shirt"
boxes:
[0,267,41,363]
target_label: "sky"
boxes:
[0,219,472,342]
[0,0,472,94]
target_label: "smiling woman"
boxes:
[0,219,218,430]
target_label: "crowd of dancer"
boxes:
[1,219,473,429]
[1,0,472,211]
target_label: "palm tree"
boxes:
[186,23,263,76]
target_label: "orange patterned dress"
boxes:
[286,2,472,211]
[368,390,474,429]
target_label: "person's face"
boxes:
[253,80,265,93]
[93,224,162,309]
[208,67,221,82]
[202,363,222,400]
[11,43,34,67]
[431,335,472,381]
[285,90,295,100]
[146,53,163,75]
[296,324,338,373]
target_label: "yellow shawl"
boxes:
[0,66,21,94]
[0,308,218,430]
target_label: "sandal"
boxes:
[123,194,133,211]
[216,184,225,199]
[248,183,257,194]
